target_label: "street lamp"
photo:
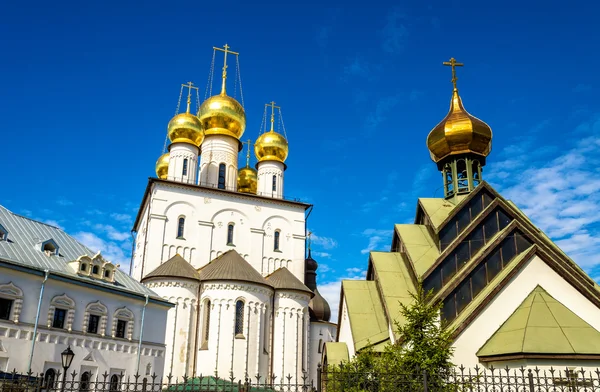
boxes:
[60,346,75,392]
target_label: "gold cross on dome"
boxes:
[214,44,239,95]
[181,81,198,113]
[443,57,464,90]
[243,139,252,167]
[266,101,280,132]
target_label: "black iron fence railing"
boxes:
[2,367,599,392]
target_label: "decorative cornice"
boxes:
[149,214,167,221]
[145,281,199,290]
[198,220,215,227]
[202,282,273,297]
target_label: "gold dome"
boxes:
[167,112,204,146]
[237,166,257,194]
[427,89,492,163]
[254,131,289,163]
[155,153,170,179]
[198,93,246,140]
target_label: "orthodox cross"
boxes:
[214,44,239,94]
[181,81,198,113]
[243,139,252,167]
[443,57,464,90]
[266,101,280,132]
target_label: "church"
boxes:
[130,45,335,383]
[326,59,600,371]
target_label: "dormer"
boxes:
[0,224,7,241]
[39,239,59,256]
[70,253,116,283]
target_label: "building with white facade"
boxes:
[131,45,335,383]
[325,59,600,372]
[0,205,171,387]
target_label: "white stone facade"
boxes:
[168,142,199,185]
[257,161,285,199]
[307,321,336,382]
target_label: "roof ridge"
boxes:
[521,289,536,351]
[539,287,577,353]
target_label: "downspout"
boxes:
[268,293,275,383]
[28,269,49,372]
[136,294,149,374]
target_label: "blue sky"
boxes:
[2,0,600,318]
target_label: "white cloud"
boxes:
[74,231,130,270]
[319,268,367,322]
[312,251,332,259]
[488,116,600,270]
[93,224,130,242]
[361,228,393,254]
[110,213,132,223]
[311,233,338,249]
[42,219,64,230]
[56,198,73,206]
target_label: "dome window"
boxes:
[41,239,59,256]
[272,175,277,192]
[274,230,281,251]
[0,224,7,241]
[182,158,188,176]
[218,163,226,189]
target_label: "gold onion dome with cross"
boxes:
[255,101,289,164]
[238,140,258,194]
[427,58,492,165]
[167,82,204,146]
[198,44,246,140]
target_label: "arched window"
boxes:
[234,300,244,336]
[272,175,277,192]
[109,375,120,392]
[201,299,211,349]
[274,230,280,251]
[104,270,110,278]
[218,163,226,189]
[80,263,87,272]
[227,224,234,245]
[44,368,56,390]
[92,265,99,275]
[177,217,185,239]
[182,158,188,176]
[79,371,91,392]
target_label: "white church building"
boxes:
[131,45,335,383]
[0,205,171,384]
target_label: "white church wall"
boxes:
[336,298,355,359]
[452,254,600,371]
[308,322,337,383]
[199,135,239,190]
[196,281,272,379]
[271,291,310,384]
[256,161,284,199]
[0,267,168,378]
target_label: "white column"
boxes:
[168,143,199,184]
[199,135,239,190]
[256,161,285,198]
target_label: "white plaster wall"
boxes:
[199,135,239,190]
[271,291,310,384]
[168,143,199,184]
[0,268,168,378]
[134,182,306,283]
[257,161,284,199]
[196,281,272,380]
[336,298,355,359]
[144,279,199,378]
[453,254,600,371]
[308,322,337,384]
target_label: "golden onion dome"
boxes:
[198,93,246,140]
[167,112,204,146]
[155,153,170,179]
[254,131,289,163]
[237,166,258,194]
[427,89,492,163]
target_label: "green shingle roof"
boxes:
[395,224,439,277]
[418,198,457,230]
[477,285,600,359]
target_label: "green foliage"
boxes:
[325,284,455,392]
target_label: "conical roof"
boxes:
[198,250,272,288]
[266,267,313,296]
[304,250,332,322]
[477,285,600,360]
[142,254,201,282]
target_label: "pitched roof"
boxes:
[395,224,439,277]
[0,205,158,298]
[323,342,350,365]
[198,250,272,287]
[418,198,457,230]
[142,254,201,282]
[341,280,389,351]
[266,267,313,295]
[477,285,600,360]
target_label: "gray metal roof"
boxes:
[266,267,313,296]
[0,205,160,299]
[142,254,201,282]
[198,250,272,287]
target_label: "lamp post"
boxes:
[60,346,75,392]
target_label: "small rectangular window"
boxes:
[272,175,277,192]
[455,280,472,314]
[469,226,484,256]
[501,236,517,265]
[87,314,100,334]
[218,164,226,190]
[455,242,470,268]
[182,159,188,176]
[470,263,487,298]
[439,222,457,250]
[116,320,127,338]
[486,248,502,282]
[515,232,532,252]
[440,254,457,285]
[483,211,499,241]
[456,207,471,233]
[469,194,483,217]
[441,296,456,323]
[0,298,13,320]
[53,309,67,329]
[423,272,442,296]
[497,209,511,230]
[274,231,280,251]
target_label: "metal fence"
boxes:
[320,366,600,392]
[3,367,600,392]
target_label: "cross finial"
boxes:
[243,139,252,167]
[182,81,198,113]
[266,101,280,132]
[214,43,239,96]
[307,231,312,251]
[443,57,464,91]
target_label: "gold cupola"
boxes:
[198,44,246,140]
[237,140,258,194]
[255,101,289,164]
[427,58,492,166]
[155,153,170,179]
[167,82,204,147]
